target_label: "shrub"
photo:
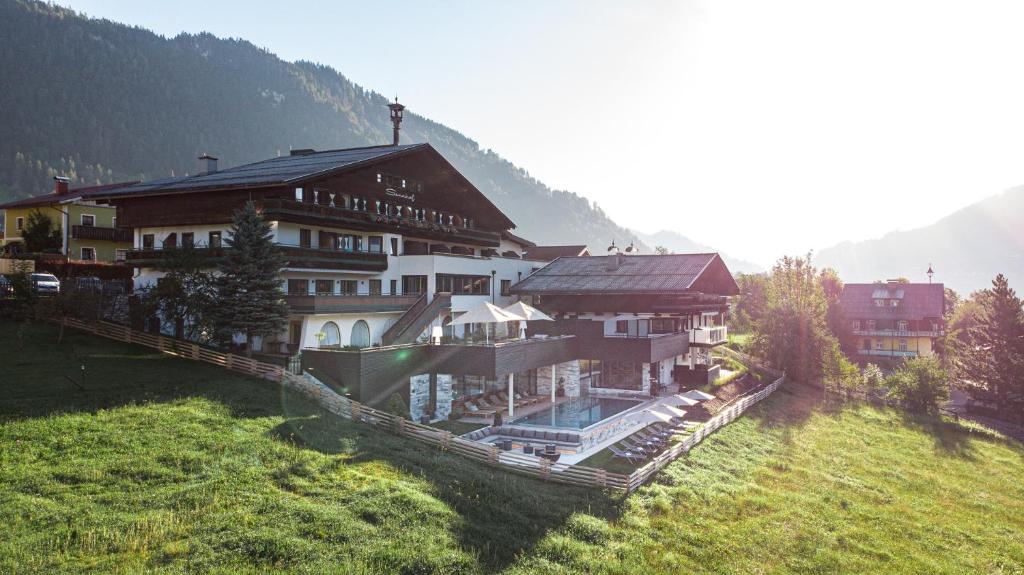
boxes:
[386,393,410,420]
[886,356,949,414]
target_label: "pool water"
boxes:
[511,396,641,429]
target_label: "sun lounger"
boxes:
[498,391,530,408]
[622,437,658,455]
[464,400,495,417]
[515,392,542,405]
[609,444,645,464]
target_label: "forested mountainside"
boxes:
[816,186,1024,294]
[0,0,643,251]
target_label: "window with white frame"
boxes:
[876,339,884,350]
[866,320,876,331]
[897,320,908,332]
[115,249,127,262]
[899,339,908,352]
[852,320,861,331]
[80,247,96,261]
[294,187,304,202]
[81,214,95,227]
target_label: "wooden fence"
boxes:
[624,373,785,492]
[60,317,782,493]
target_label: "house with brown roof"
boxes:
[839,280,945,358]
[0,177,135,263]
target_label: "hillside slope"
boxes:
[0,0,644,252]
[816,187,1024,294]
[3,322,1023,573]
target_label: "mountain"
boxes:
[634,230,764,274]
[0,0,648,253]
[816,186,1024,294]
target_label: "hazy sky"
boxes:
[59,0,1024,265]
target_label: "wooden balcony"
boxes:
[285,293,421,314]
[126,244,387,272]
[125,246,224,266]
[852,329,944,338]
[279,245,387,272]
[71,225,132,243]
[261,199,502,247]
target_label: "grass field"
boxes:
[2,322,1023,574]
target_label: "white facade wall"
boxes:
[299,313,402,349]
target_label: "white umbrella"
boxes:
[681,389,716,402]
[502,301,554,322]
[668,395,701,407]
[503,301,554,339]
[449,301,525,343]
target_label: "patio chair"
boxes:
[609,444,645,464]
[622,437,658,455]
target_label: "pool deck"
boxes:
[465,386,707,464]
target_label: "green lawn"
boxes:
[3,322,1024,574]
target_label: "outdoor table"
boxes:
[500,439,513,451]
[522,444,534,455]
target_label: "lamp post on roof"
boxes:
[388,97,405,146]
[927,263,934,284]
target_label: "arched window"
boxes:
[318,322,341,348]
[350,320,371,348]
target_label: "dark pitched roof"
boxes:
[86,143,516,230]
[511,253,739,296]
[839,283,945,321]
[523,245,589,260]
[92,144,427,198]
[0,181,140,210]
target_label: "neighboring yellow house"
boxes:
[840,280,946,359]
[0,177,135,263]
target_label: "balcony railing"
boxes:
[72,225,133,242]
[262,199,502,247]
[856,349,919,357]
[689,326,728,347]
[285,293,421,314]
[852,329,944,337]
[278,244,388,272]
[126,243,388,272]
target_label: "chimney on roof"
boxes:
[53,176,70,196]
[606,253,623,271]
[388,96,405,146]
[197,154,218,175]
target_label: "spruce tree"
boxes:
[214,201,289,357]
[957,274,1024,418]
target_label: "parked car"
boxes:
[30,273,60,295]
[0,275,12,297]
[75,276,103,293]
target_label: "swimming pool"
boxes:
[511,396,642,429]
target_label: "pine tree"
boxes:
[22,209,62,253]
[956,274,1024,418]
[214,202,289,357]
